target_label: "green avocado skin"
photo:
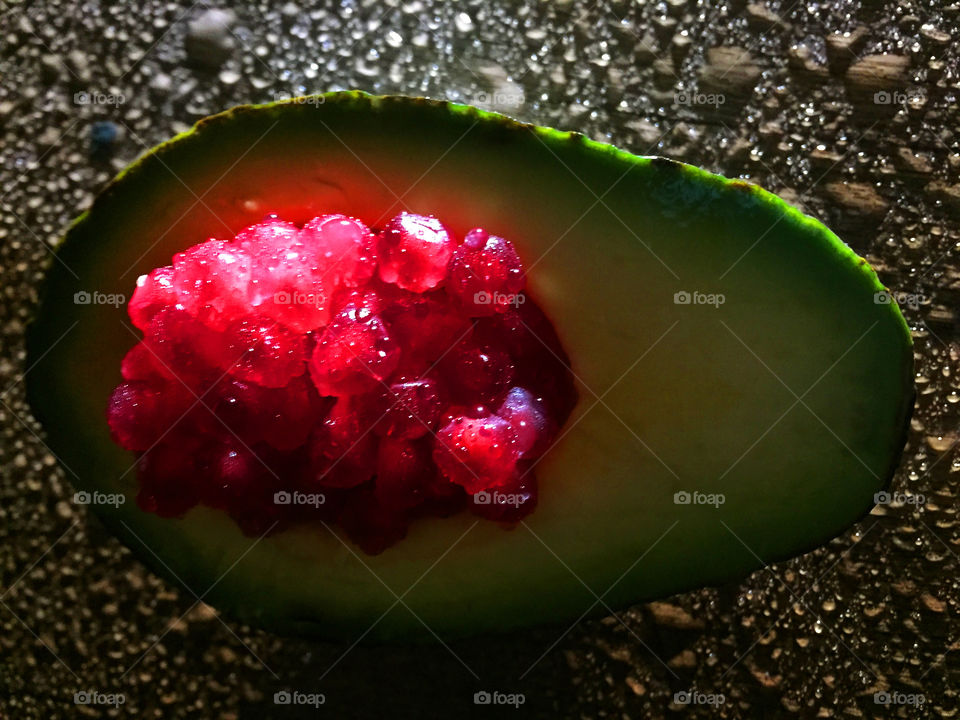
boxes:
[26,91,913,642]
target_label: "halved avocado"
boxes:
[26,91,912,641]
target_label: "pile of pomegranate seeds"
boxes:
[108,211,576,554]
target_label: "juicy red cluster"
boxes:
[107,211,576,554]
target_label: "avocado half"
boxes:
[26,91,913,641]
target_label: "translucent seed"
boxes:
[447,229,525,317]
[308,305,400,396]
[377,212,456,292]
[433,414,520,493]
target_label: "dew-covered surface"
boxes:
[1,0,958,717]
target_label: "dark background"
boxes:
[0,0,957,717]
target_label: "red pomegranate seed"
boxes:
[240,220,334,333]
[120,342,172,383]
[145,306,223,391]
[218,314,307,388]
[439,336,515,406]
[234,217,299,245]
[496,386,550,456]
[207,377,272,445]
[447,228,525,317]
[300,214,378,288]
[129,266,179,331]
[172,239,254,330]
[377,212,456,292]
[375,377,446,439]
[308,303,400,396]
[432,413,520,493]
[307,395,378,488]
[201,441,269,510]
[259,375,323,451]
[381,292,472,372]
[107,380,191,451]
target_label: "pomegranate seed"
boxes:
[381,292,472,371]
[375,377,446,439]
[219,314,307,388]
[107,380,191,451]
[129,266,179,331]
[307,395,379,488]
[172,239,254,330]
[447,228,525,316]
[145,306,222,392]
[300,214,377,288]
[432,414,520,493]
[377,212,456,292]
[308,304,400,396]
[120,342,171,383]
[496,386,550,456]
[439,336,515,406]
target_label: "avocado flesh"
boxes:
[27,92,912,641]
